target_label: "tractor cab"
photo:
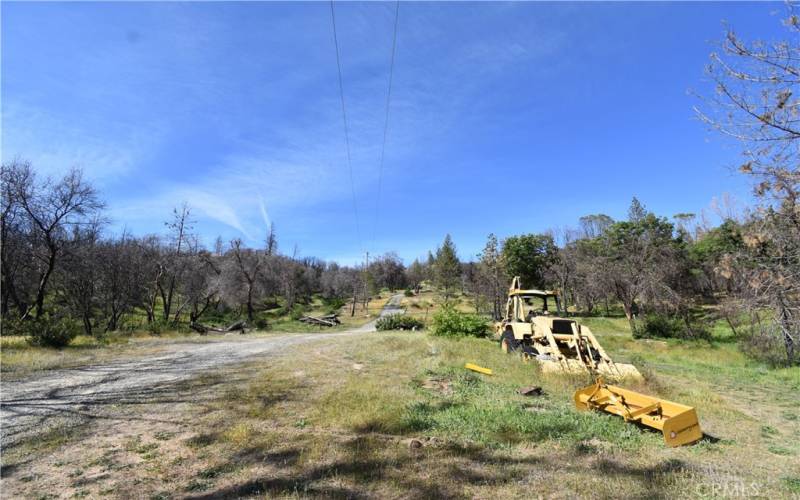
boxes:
[503,276,558,324]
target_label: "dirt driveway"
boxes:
[0,297,400,449]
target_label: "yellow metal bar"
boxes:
[465,363,493,375]
[626,402,661,421]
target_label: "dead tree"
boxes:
[7,164,104,320]
[697,7,800,363]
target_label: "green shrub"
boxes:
[322,297,346,312]
[635,313,710,341]
[254,317,270,330]
[740,323,798,366]
[147,319,169,336]
[25,315,81,348]
[2,317,28,336]
[635,314,682,339]
[429,306,489,338]
[376,314,424,331]
[403,289,415,297]
[290,304,307,321]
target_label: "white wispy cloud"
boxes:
[1,100,158,184]
[258,195,271,227]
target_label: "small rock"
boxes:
[519,386,544,397]
[352,363,364,370]
[407,439,423,449]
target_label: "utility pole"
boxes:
[363,251,370,313]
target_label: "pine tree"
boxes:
[434,234,461,300]
[628,197,647,222]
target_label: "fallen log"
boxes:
[190,322,226,334]
[189,322,208,334]
[298,315,340,327]
[189,320,247,334]
[225,320,247,332]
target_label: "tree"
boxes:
[434,234,461,300]
[697,7,799,364]
[265,222,278,256]
[137,235,165,325]
[1,160,36,318]
[546,228,582,313]
[405,259,425,294]
[159,204,194,323]
[501,233,558,290]
[628,197,647,223]
[369,252,406,291]
[59,223,102,335]
[7,164,104,320]
[601,200,683,334]
[578,214,614,239]
[96,233,148,332]
[569,237,613,315]
[184,250,221,324]
[672,213,698,241]
[476,233,508,319]
[225,239,263,321]
[696,10,799,202]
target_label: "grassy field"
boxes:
[4,314,798,498]
[400,287,476,321]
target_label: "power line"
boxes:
[371,0,400,253]
[330,0,362,251]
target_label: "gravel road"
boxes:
[0,295,403,449]
[379,293,405,316]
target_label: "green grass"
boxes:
[783,476,800,493]
[399,367,643,448]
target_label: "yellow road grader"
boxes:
[494,277,702,447]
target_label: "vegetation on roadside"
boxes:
[429,306,489,338]
[376,314,424,331]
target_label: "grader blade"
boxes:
[574,379,702,447]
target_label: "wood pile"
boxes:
[189,319,248,334]
[298,314,341,327]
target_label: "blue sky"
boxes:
[1,2,788,264]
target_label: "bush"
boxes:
[403,289,415,297]
[322,296,346,312]
[254,317,270,330]
[429,306,489,338]
[635,313,710,341]
[290,304,307,321]
[147,319,169,336]
[376,314,425,331]
[25,315,81,348]
[740,323,798,367]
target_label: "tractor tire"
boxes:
[500,331,519,353]
[521,340,537,357]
